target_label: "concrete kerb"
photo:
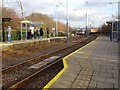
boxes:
[1,37,67,50]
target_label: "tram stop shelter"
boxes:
[20,20,44,40]
[106,19,120,42]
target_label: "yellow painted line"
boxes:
[43,38,97,89]
[1,44,13,46]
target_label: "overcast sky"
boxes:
[2,0,120,28]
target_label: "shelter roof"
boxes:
[21,20,44,25]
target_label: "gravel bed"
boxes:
[2,65,38,89]
[2,41,66,69]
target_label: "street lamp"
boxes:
[56,5,59,37]
[85,0,88,37]
[66,0,69,47]
[110,2,113,41]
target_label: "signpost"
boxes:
[2,18,11,42]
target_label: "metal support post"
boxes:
[66,0,69,47]
[26,23,27,40]
[21,23,22,41]
[2,21,5,42]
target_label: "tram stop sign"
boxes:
[2,18,11,22]
[2,18,12,42]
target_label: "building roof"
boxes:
[21,20,30,24]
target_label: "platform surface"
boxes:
[49,36,119,89]
[1,37,66,47]
[0,37,66,51]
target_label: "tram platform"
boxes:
[44,36,119,89]
[0,37,66,50]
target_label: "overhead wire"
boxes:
[87,1,118,27]
[55,0,81,17]
[54,0,119,27]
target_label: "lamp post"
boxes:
[110,2,113,41]
[20,22,22,41]
[86,0,88,37]
[66,0,69,47]
[56,5,59,37]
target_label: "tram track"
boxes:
[2,36,88,74]
[2,36,84,71]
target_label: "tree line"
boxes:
[1,7,73,33]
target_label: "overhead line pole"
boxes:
[17,0,25,40]
[56,5,59,37]
[110,2,113,41]
[86,0,88,37]
[17,0,25,20]
[66,0,69,47]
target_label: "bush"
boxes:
[58,32,66,36]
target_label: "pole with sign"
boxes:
[2,18,11,42]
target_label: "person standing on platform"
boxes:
[31,27,34,39]
[36,27,39,39]
[7,26,12,43]
[28,29,31,39]
[46,28,50,42]
[34,27,37,39]
[40,26,44,40]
